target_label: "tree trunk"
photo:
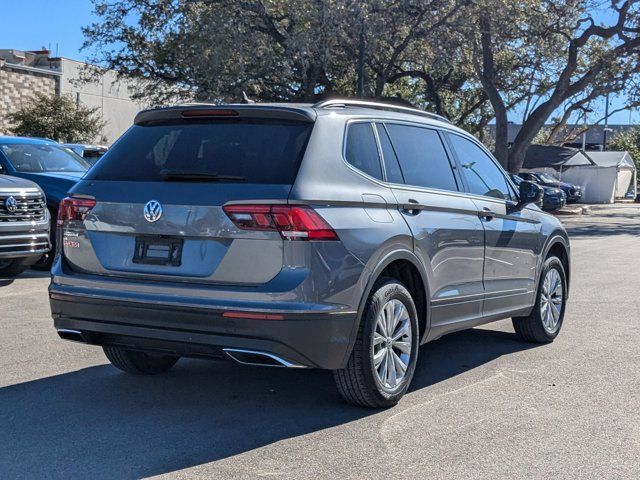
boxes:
[476,13,509,169]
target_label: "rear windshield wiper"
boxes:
[160,170,246,182]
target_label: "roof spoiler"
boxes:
[134,104,316,125]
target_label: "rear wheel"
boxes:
[103,346,179,375]
[512,256,567,343]
[334,278,419,408]
[0,258,31,278]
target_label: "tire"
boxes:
[0,258,30,278]
[103,346,179,375]
[333,278,419,408]
[512,256,567,343]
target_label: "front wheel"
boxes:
[512,256,567,343]
[103,346,179,375]
[333,278,419,408]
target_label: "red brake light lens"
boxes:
[182,109,239,118]
[223,204,338,241]
[57,197,96,226]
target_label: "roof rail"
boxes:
[313,99,451,124]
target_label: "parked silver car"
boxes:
[50,100,570,407]
[0,175,49,277]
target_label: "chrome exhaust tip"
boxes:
[57,329,86,343]
[223,348,307,368]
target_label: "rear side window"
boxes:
[345,123,383,180]
[447,133,512,200]
[86,119,313,183]
[386,124,458,191]
[375,124,404,184]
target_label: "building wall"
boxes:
[0,51,147,145]
[59,59,146,144]
[0,64,58,135]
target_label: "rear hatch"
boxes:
[62,106,315,285]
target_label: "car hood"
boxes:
[25,171,85,182]
[0,174,41,190]
[546,181,577,189]
[543,186,563,195]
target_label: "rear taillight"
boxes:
[57,197,96,227]
[223,204,338,241]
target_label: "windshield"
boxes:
[1,144,90,173]
[86,119,313,183]
[537,173,558,183]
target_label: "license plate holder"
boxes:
[132,235,183,266]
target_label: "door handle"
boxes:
[402,199,423,215]
[479,207,496,220]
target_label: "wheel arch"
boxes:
[340,249,431,367]
[541,233,571,295]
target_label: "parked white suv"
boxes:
[0,175,50,277]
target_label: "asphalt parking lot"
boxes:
[1,206,639,480]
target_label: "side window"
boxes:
[375,124,404,184]
[448,134,512,201]
[345,123,383,180]
[385,124,458,191]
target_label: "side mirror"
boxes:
[518,180,543,208]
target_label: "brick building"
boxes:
[0,49,145,144]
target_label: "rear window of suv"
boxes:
[86,119,313,183]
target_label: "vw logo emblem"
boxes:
[5,196,18,213]
[143,200,162,223]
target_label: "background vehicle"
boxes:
[51,100,570,408]
[512,174,566,212]
[0,175,49,277]
[519,171,582,203]
[62,144,108,165]
[0,137,89,267]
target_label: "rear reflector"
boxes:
[223,204,338,241]
[222,311,284,321]
[57,197,96,226]
[182,109,239,117]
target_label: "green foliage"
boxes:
[81,0,640,171]
[7,93,106,143]
[608,127,640,169]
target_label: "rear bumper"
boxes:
[49,289,358,370]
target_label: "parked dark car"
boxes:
[0,175,50,277]
[51,100,570,408]
[62,144,108,165]
[519,172,582,203]
[512,175,566,212]
[0,137,90,265]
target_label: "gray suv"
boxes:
[50,100,570,408]
[0,175,50,277]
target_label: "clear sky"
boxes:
[0,0,95,59]
[0,0,635,124]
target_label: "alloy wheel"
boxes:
[372,299,412,390]
[540,268,563,333]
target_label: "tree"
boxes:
[82,0,640,169]
[471,0,640,172]
[7,93,106,143]
[608,126,640,168]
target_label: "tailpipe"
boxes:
[57,329,87,343]
[223,348,307,368]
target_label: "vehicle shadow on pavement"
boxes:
[0,328,535,479]
[0,270,50,287]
